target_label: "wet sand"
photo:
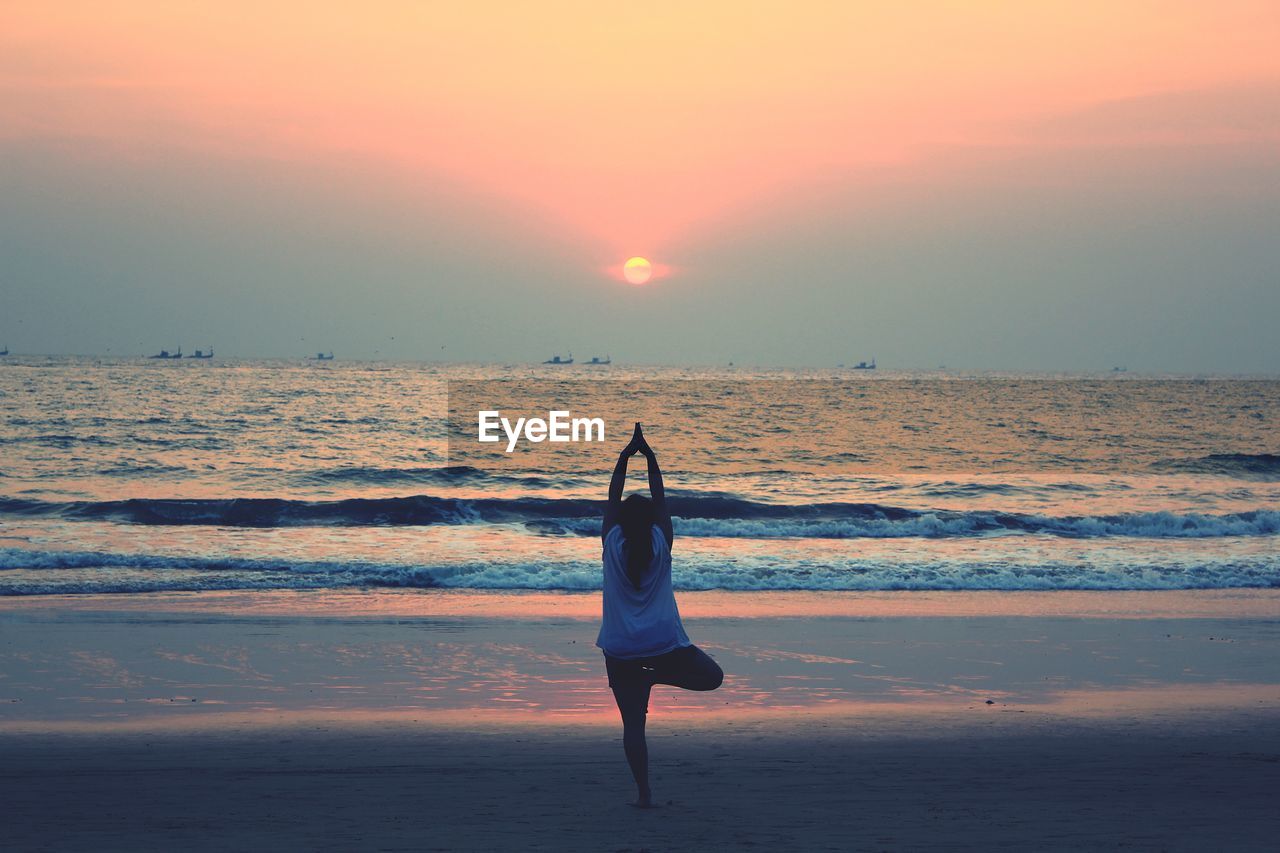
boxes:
[3,589,1279,850]
[4,708,1279,851]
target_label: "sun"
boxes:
[623,257,652,285]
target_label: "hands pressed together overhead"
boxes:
[605,422,673,552]
[621,422,654,458]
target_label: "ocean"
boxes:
[1,357,1277,596]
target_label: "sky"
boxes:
[2,2,1278,370]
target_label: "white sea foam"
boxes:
[557,509,1280,539]
[2,546,1276,594]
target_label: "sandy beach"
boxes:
[5,705,1279,851]
[3,590,1279,850]
[5,701,1274,850]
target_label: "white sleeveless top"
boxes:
[596,524,691,659]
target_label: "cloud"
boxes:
[1022,81,1280,146]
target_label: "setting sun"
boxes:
[623,257,652,285]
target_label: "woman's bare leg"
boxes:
[612,682,655,807]
[621,708,652,807]
[609,647,722,806]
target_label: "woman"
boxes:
[598,423,724,808]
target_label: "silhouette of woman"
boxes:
[598,423,724,807]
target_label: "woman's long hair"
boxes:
[619,494,655,589]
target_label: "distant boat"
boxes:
[587,354,611,365]
[0,345,8,356]
[149,347,182,359]
[850,358,876,370]
[1112,366,1127,373]
[543,353,573,365]
[191,347,214,359]
[313,352,334,361]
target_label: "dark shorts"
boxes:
[604,644,724,718]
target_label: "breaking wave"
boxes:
[1,546,1276,594]
[1,495,1277,539]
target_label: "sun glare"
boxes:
[623,257,652,285]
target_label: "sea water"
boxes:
[1,357,1276,595]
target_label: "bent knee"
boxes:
[694,662,724,691]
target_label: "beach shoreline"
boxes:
[4,588,1279,728]
[4,588,1279,848]
[7,586,1280,619]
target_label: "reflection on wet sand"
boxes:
[6,587,1280,619]
[3,589,1279,729]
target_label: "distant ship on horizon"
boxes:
[149,347,182,359]
[312,351,334,360]
[543,353,573,365]
[850,358,876,370]
[0,344,8,356]
[587,354,611,365]
[191,347,214,359]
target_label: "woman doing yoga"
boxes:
[597,423,724,808]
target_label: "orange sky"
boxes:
[5,1,1278,262]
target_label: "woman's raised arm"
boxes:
[636,429,674,547]
[603,423,643,541]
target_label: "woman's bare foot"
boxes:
[629,788,657,808]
